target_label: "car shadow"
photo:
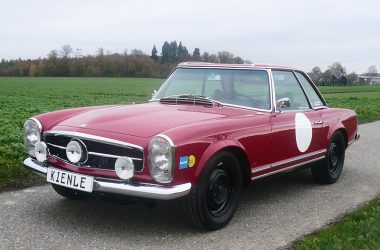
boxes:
[36,168,318,235]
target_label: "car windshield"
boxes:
[153,68,271,110]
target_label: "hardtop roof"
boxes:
[177,62,301,71]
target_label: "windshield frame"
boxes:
[151,66,274,113]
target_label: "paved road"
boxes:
[1,122,379,250]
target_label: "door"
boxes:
[270,70,325,166]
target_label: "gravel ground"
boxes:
[0,121,379,250]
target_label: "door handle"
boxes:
[314,120,324,125]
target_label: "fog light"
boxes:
[66,140,83,164]
[35,141,48,162]
[115,157,134,180]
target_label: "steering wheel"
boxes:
[234,93,254,102]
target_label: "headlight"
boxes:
[23,118,42,157]
[148,135,174,183]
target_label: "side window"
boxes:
[295,72,324,108]
[272,71,310,110]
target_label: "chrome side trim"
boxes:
[23,157,191,200]
[251,149,327,173]
[251,156,325,180]
[44,130,143,151]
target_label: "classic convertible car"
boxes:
[23,62,359,230]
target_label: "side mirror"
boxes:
[152,89,157,97]
[276,97,290,110]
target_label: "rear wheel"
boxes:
[180,151,242,230]
[312,131,346,184]
[51,184,87,199]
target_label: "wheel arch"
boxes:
[327,124,348,148]
[194,140,251,188]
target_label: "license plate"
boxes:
[47,168,94,193]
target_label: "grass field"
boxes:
[0,77,164,190]
[320,86,380,124]
[0,77,379,191]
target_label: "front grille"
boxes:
[44,132,144,171]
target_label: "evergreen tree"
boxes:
[177,42,190,62]
[151,45,159,62]
[192,48,201,61]
[169,41,178,62]
[161,41,170,64]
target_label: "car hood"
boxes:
[57,102,236,138]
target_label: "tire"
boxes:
[312,131,346,184]
[180,151,242,230]
[51,184,87,200]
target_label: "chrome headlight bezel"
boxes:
[23,118,42,157]
[148,134,175,183]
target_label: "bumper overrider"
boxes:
[24,157,191,200]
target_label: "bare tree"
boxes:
[309,66,323,82]
[61,44,73,58]
[366,65,378,75]
[218,51,234,63]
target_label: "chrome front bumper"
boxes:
[23,157,191,200]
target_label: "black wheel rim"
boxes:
[328,140,342,173]
[207,168,232,216]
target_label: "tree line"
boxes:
[308,63,379,86]
[0,41,251,78]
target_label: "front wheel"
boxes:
[312,131,346,184]
[180,151,242,230]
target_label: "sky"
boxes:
[1,0,379,73]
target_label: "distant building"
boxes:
[358,74,380,85]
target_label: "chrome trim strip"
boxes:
[156,133,175,147]
[88,151,143,161]
[23,157,191,200]
[251,149,326,173]
[30,117,42,132]
[47,143,66,150]
[44,130,143,151]
[49,154,116,172]
[251,156,325,180]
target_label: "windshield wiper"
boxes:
[159,94,222,107]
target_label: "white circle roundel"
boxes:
[295,113,312,152]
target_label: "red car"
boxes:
[23,62,359,230]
